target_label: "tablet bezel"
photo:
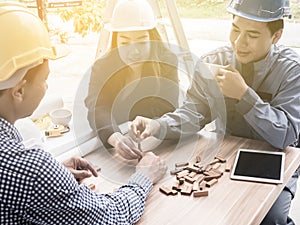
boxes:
[230,149,285,184]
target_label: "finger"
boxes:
[130,122,138,136]
[71,169,92,181]
[76,158,98,177]
[119,145,141,160]
[130,116,142,136]
[131,147,144,158]
[140,127,152,139]
[85,163,99,177]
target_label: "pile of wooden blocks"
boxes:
[159,156,230,198]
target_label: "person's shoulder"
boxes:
[275,45,300,66]
[94,50,120,65]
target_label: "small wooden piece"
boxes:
[185,175,195,184]
[88,183,96,190]
[215,156,227,163]
[225,163,232,172]
[170,168,184,175]
[181,185,193,196]
[209,158,220,165]
[176,169,190,179]
[159,186,173,195]
[175,162,189,167]
[206,178,218,188]
[193,190,209,197]
[188,171,197,178]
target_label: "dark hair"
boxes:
[267,19,284,35]
[232,15,284,35]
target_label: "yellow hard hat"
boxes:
[105,0,156,32]
[0,2,57,83]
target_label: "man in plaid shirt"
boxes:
[0,2,167,224]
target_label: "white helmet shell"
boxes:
[106,0,156,32]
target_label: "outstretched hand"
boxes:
[131,116,160,140]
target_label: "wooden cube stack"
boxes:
[159,156,229,198]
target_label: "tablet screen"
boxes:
[230,149,285,184]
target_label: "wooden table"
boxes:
[83,130,300,225]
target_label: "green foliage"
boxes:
[291,1,300,21]
[59,0,105,37]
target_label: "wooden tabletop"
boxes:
[83,130,300,225]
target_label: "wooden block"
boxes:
[225,163,232,172]
[181,185,193,196]
[172,181,180,190]
[175,162,189,167]
[88,183,96,190]
[206,178,218,188]
[204,165,213,172]
[193,190,209,197]
[170,168,184,175]
[203,171,221,181]
[185,175,195,184]
[176,169,190,179]
[193,163,205,173]
[189,171,197,178]
[212,168,223,176]
[215,156,227,163]
[204,170,222,178]
[171,189,178,195]
[186,165,202,173]
[199,181,207,190]
[178,178,185,185]
[212,162,221,170]
[192,180,200,191]
[209,158,220,165]
[159,186,173,195]
[194,174,205,183]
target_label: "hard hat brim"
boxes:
[104,22,156,32]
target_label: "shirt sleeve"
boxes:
[236,66,300,149]
[155,61,226,140]
[25,151,153,225]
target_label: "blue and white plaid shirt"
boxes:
[0,117,152,224]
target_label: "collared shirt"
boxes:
[156,44,300,149]
[0,117,152,224]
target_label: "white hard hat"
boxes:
[0,2,57,90]
[106,0,156,32]
[227,0,291,22]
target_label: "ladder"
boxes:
[94,0,194,78]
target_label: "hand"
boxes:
[215,65,248,100]
[63,157,98,182]
[131,116,160,140]
[108,132,143,160]
[136,152,167,184]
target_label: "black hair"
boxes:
[232,15,284,35]
[267,19,284,35]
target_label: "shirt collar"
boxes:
[0,117,23,143]
[253,45,277,73]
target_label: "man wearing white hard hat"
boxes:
[85,0,179,160]
[0,2,166,224]
[131,0,300,224]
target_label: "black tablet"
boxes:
[230,149,285,184]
